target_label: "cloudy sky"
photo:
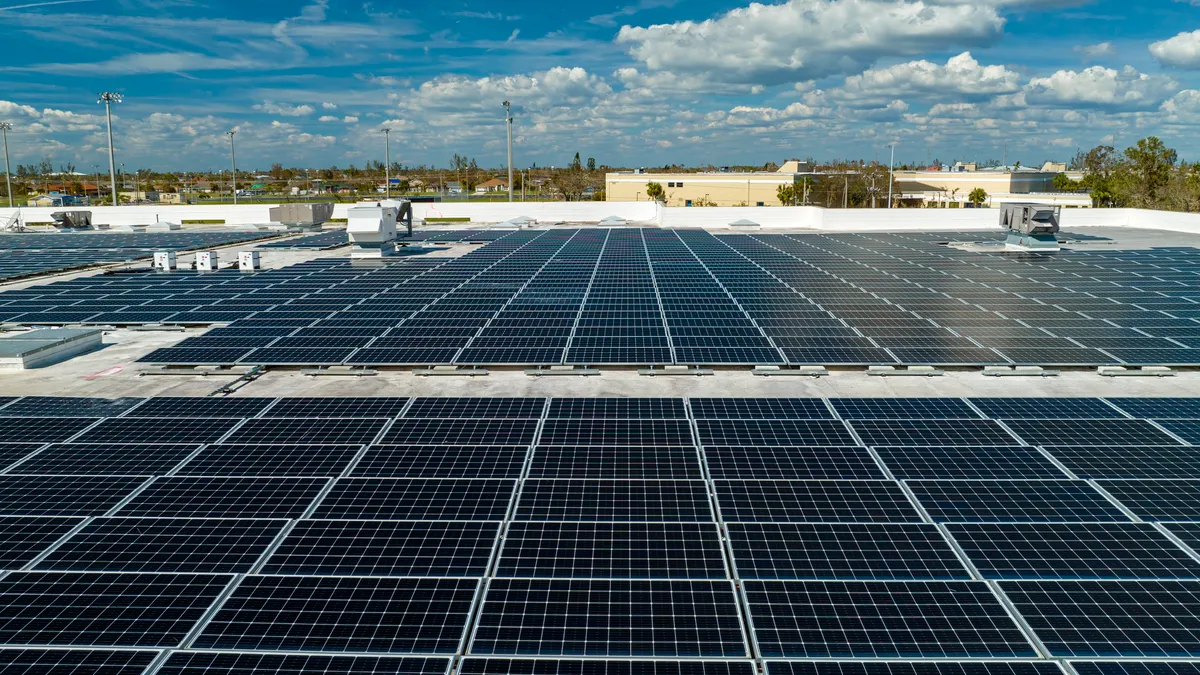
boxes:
[1,0,1198,171]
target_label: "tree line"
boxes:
[1071,137,1200,212]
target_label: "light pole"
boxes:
[887,142,897,209]
[226,131,237,205]
[503,101,513,202]
[91,164,100,204]
[0,122,12,208]
[98,92,121,206]
[381,127,391,199]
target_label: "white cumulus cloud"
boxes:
[615,0,1005,86]
[1150,30,1200,69]
[1023,65,1178,111]
[253,101,316,116]
[835,52,1020,103]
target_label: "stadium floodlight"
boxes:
[227,131,237,205]
[98,93,122,206]
[503,101,513,203]
[0,122,12,209]
[381,128,391,199]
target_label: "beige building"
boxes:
[896,166,1090,208]
[606,162,811,207]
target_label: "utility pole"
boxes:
[381,127,391,199]
[91,164,100,204]
[226,131,237,205]
[0,122,12,208]
[503,101,514,202]
[98,92,122,206]
[887,142,897,209]
[843,174,848,209]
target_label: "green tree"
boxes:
[570,153,583,172]
[587,157,596,172]
[645,181,665,202]
[1052,173,1079,191]
[1122,136,1178,206]
[777,183,796,206]
[968,188,988,207]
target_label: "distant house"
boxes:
[445,181,463,195]
[27,193,82,207]
[475,178,509,194]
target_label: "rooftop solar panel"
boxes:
[765,664,1062,675]
[406,397,545,418]
[1044,446,1200,478]
[689,398,833,419]
[714,480,922,522]
[0,649,159,675]
[0,516,83,568]
[529,446,703,479]
[35,517,288,573]
[127,397,276,418]
[471,579,748,657]
[851,420,1016,446]
[260,397,411,418]
[1071,664,1200,675]
[908,480,1130,522]
[261,519,500,576]
[10,443,201,475]
[539,419,694,446]
[703,446,886,480]
[223,418,388,445]
[969,397,1123,419]
[176,443,362,476]
[73,417,240,444]
[157,653,451,675]
[515,479,712,521]
[313,478,516,520]
[547,398,686,418]
[0,417,100,443]
[1006,419,1184,446]
[460,659,754,675]
[0,571,233,647]
[114,476,327,518]
[496,521,726,579]
[0,397,144,417]
[381,419,539,445]
[999,579,1200,656]
[727,522,969,580]
[192,575,478,653]
[743,579,1036,658]
[1109,398,1200,418]
[696,420,857,446]
[351,445,527,478]
[874,446,1066,479]
[1095,479,1200,520]
[0,475,148,516]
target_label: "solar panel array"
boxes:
[0,231,279,281]
[256,229,349,250]
[1,395,1200,674]
[3,229,1200,367]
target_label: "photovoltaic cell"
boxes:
[529,446,702,479]
[351,446,528,478]
[0,476,148,516]
[1005,419,1183,446]
[714,480,923,523]
[689,398,833,420]
[262,397,411,418]
[969,397,1123,419]
[114,476,328,518]
[765,662,1063,675]
[0,397,144,418]
[727,522,970,580]
[908,480,1130,522]
[471,579,747,657]
[405,397,545,419]
[0,516,84,568]
[128,397,277,418]
[74,417,241,444]
[1096,480,1200,521]
[696,420,857,447]
[35,517,288,573]
[547,398,686,419]
[158,652,452,675]
[10,443,200,475]
[192,575,478,653]
[515,479,712,521]
[948,522,1200,580]
[851,420,1016,446]
[1043,446,1200,479]
[176,443,362,476]
[539,420,694,446]
[461,660,754,675]
[999,579,1200,656]
[743,580,1036,658]
[496,522,726,579]
[312,478,516,520]
[0,649,159,675]
[0,571,234,647]
[831,398,981,420]
[381,419,539,445]
[224,418,388,445]
[874,446,1066,479]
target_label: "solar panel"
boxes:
[35,517,288,573]
[405,397,545,418]
[0,516,83,568]
[496,522,726,579]
[471,579,748,657]
[192,575,478,653]
[0,476,148,516]
[176,443,362,476]
[515,479,712,521]
[0,417,100,443]
[727,523,969,580]
[969,397,1123,419]
[10,443,201,475]
[114,476,327,518]
[689,398,833,419]
[224,418,388,444]
[1071,664,1200,675]
[874,446,1066,479]
[1109,398,1200,418]
[312,478,516,520]
[696,420,857,446]
[0,571,234,647]
[851,420,1016,446]
[1005,419,1183,446]
[157,653,452,675]
[529,446,702,479]
[703,446,885,479]
[539,419,694,445]
[999,579,1200,656]
[381,419,539,445]
[0,649,160,675]
[460,659,753,675]
[831,398,981,419]
[908,480,1130,522]
[766,661,1063,675]
[1044,446,1200,478]
[949,522,1200,580]
[74,417,240,444]
[261,520,500,576]
[714,480,923,522]
[547,398,686,418]
[1096,479,1200,520]
[743,580,1036,657]
[260,397,411,418]
[0,397,144,417]
[128,397,277,418]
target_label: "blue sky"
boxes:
[1,0,1198,171]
